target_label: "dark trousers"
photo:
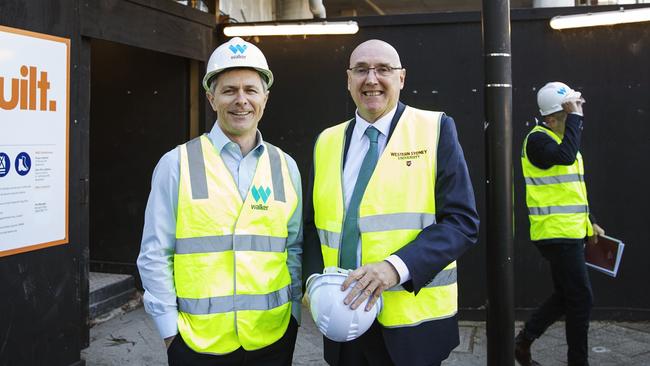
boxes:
[522,242,593,366]
[167,317,298,366]
[324,321,442,366]
[325,321,395,366]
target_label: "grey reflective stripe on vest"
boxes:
[358,213,436,232]
[316,213,435,248]
[317,229,341,249]
[176,235,231,254]
[266,143,286,203]
[178,285,290,315]
[528,205,589,215]
[525,173,584,186]
[235,235,286,252]
[187,137,208,199]
[176,234,287,254]
[387,267,457,292]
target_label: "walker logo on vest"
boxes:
[251,185,271,210]
[229,44,247,60]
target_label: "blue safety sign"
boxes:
[15,152,31,176]
[0,152,10,177]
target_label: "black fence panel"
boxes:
[89,39,189,280]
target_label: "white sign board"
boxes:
[0,26,69,256]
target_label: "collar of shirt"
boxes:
[207,121,265,158]
[353,106,396,142]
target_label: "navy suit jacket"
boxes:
[303,102,480,365]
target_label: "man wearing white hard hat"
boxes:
[516,82,604,366]
[138,37,303,365]
[304,39,479,366]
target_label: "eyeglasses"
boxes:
[348,65,403,77]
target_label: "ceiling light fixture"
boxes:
[550,7,650,30]
[223,21,359,37]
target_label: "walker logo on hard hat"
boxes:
[251,185,271,211]
[202,37,274,91]
[228,44,247,55]
[537,81,581,116]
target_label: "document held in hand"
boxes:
[585,234,625,277]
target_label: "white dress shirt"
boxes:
[343,106,410,284]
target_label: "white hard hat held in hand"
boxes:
[536,81,582,116]
[202,37,274,91]
[306,267,383,342]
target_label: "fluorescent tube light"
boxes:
[550,7,650,29]
[223,21,359,37]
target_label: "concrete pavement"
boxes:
[82,303,650,365]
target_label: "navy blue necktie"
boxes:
[339,126,381,269]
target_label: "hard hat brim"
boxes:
[202,67,274,92]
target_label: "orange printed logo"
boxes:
[0,65,56,111]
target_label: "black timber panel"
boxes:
[79,0,213,61]
[89,39,189,279]
[0,0,88,364]
[232,6,650,319]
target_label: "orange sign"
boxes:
[0,25,70,257]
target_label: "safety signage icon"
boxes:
[15,152,31,176]
[0,152,10,177]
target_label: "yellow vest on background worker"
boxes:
[174,134,298,354]
[521,125,593,241]
[313,106,458,328]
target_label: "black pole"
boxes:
[481,0,514,365]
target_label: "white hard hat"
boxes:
[537,81,582,116]
[306,268,383,342]
[202,37,274,91]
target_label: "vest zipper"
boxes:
[232,231,238,337]
[338,129,348,267]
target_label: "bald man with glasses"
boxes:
[304,39,480,366]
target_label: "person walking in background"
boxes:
[516,81,605,366]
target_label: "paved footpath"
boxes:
[82,304,650,366]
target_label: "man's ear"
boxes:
[545,116,557,128]
[206,91,216,111]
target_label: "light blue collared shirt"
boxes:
[137,122,303,340]
[344,106,410,284]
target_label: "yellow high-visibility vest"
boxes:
[313,106,458,328]
[175,134,298,354]
[521,125,593,241]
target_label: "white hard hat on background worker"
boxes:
[306,268,383,342]
[537,81,582,116]
[202,36,274,91]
